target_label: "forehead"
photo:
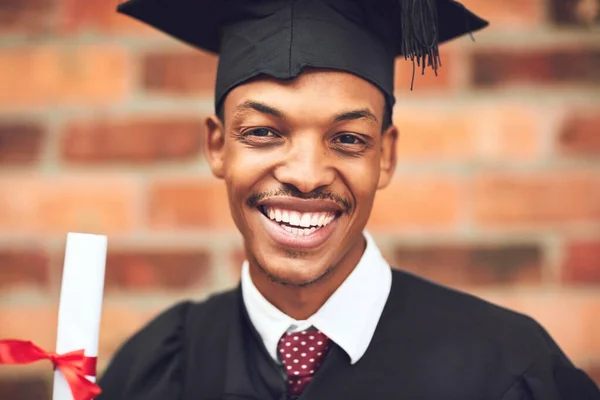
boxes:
[223,69,386,118]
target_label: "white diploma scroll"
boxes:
[53,233,107,400]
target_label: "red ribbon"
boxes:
[0,339,102,400]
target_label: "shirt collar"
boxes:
[241,231,392,365]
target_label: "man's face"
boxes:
[206,69,397,287]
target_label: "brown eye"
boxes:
[237,127,283,147]
[338,134,360,144]
[248,128,276,137]
[331,133,370,154]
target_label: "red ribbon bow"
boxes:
[0,339,102,400]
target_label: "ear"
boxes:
[377,124,398,190]
[204,114,226,179]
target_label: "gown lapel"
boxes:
[223,286,287,400]
[297,344,353,399]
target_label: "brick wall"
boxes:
[0,0,599,397]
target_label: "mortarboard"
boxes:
[117,0,488,113]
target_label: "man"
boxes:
[98,0,600,399]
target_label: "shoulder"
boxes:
[391,269,541,329]
[387,269,567,367]
[378,270,600,398]
[109,287,238,368]
[97,288,238,400]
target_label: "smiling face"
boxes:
[205,69,397,293]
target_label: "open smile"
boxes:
[255,198,343,250]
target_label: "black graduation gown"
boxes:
[97,269,600,400]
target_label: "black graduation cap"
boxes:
[117,0,488,112]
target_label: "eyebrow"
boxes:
[333,108,378,125]
[234,101,285,120]
[234,100,378,125]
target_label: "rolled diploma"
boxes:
[53,233,107,400]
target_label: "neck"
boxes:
[249,237,366,320]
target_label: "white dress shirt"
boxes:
[241,231,392,365]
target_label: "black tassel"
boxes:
[399,0,441,90]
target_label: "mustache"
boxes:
[246,186,353,213]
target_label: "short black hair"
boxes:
[381,102,392,132]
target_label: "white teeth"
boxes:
[263,207,338,228]
[280,225,320,237]
[299,213,311,227]
[317,214,326,226]
[289,211,301,226]
[282,226,318,237]
[324,214,334,225]
[310,214,320,226]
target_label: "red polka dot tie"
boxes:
[277,330,331,396]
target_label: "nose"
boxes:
[273,136,336,194]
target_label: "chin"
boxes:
[254,250,335,287]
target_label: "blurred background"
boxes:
[0,0,599,397]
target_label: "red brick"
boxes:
[478,106,540,161]
[460,0,545,29]
[0,45,130,110]
[0,122,45,165]
[103,250,211,291]
[0,175,138,234]
[472,48,600,88]
[394,49,455,93]
[0,249,50,292]
[549,0,600,26]
[474,171,600,227]
[0,306,58,351]
[0,377,50,400]
[148,179,235,229]
[0,0,56,34]
[558,111,600,156]
[393,105,539,162]
[392,244,543,288]
[368,177,462,230]
[477,290,600,361]
[60,0,160,35]
[563,241,600,285]
[142,51,218,95]
[393,107,476,161]
[62,117,204,164]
